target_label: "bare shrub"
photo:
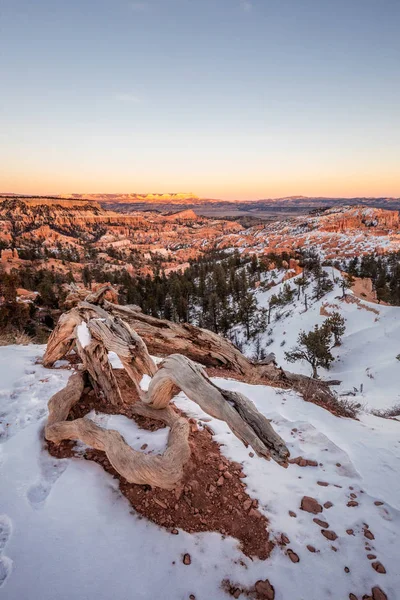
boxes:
[371,403,400,419]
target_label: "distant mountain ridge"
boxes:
[2,193,400,208]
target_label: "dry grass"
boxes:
[0,330,33,346]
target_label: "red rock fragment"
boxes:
[364,529,375,540]
[317,481,329,486]
[287,549,300,563]
[281,534,290,545]
[324,501,333,509]
[372,587,387,600]
[307,545,316,552]
[372,562,386,574]
[313,518,329,528]
[346,529,354,535]
[254,579,275,600]
[321,529,338,541]
[289,510,297,517]
[243,499,252,511]
[300,496,323,514]
[347,501,359,507]
[374,501,384,506]
[183,553,191,565]
[367,554,377,560]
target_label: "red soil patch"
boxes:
[47,369,272,560]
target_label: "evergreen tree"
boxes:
[324,312,346,346]
[285,324,334,378]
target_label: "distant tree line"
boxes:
[333,252,400,305]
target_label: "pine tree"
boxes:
[324,312,346,346]
[285,324,334,378]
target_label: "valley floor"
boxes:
[0,346,399,599]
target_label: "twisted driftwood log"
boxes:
[143,355,288,463]
[44,298,289,489]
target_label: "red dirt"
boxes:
[47,369,272,560]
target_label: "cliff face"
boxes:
[0,196,243,279]
[307,207,399,233]
[214,205,400,258]
[0,197,150,240]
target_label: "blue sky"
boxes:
[0,0,399,199]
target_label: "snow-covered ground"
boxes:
[1,344,399,598]
[239,269,400,411]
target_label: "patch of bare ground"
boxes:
[344,294,380,314]
[47,369,272,560]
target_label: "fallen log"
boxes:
[103,300,256,377]
[144,354,288,464]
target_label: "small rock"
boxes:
[317,481,329,487]
[344,567,350,573]
[324,501,333,509]
[321,529,338,541]
[307,545,316,553]
[223,470,233,479]
[347,501,359,507]
[346,529,354,536]
[189,595,196,600]
[232,589,241,599]
[372,562,386,574]
[307,460,318,467]
[171,528,179,535]
[287,549,300,563]
[313,518,329,528]
[140,443,148,450]
[183,553,191,566]
[300,496,323,514]
[367,554,377,560]
[281,534,290,545]
[371,587,388,600]
[349,595,358,600]
[243,499,252,511]
[249,452,254,458]
[209,484,216,493]
[216,476,225,487]
[254,579,275,600]
[364,529,375,540]
[249,508,262,519]
[289,511,297,518]
[374,501,384,506]
[218,463,226,471]
[350,493,357,499]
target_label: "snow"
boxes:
[1,344,399,598]
[76,322,91,349]
[239,269,400,411]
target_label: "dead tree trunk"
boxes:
[44,299,290,490]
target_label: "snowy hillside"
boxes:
[238,269,400,412]
[0,345,399,599]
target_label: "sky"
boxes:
[0,0,399,200]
